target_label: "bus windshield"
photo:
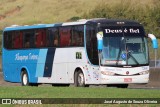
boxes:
[101,26,149,66]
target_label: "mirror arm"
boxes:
[148,34,158,68]
[148,34,158,49]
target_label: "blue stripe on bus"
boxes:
[4,23,63,31]
[43,48,56,77]
[36,49,48,77]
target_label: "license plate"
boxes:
[124,78,132,82]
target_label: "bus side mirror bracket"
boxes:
[148,34,158,68]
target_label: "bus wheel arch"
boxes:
[74,68,86,87]
[21,68,30,86]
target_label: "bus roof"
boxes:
[86,18,142,26]
[3,18,142,31]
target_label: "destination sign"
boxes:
[105,28,140,34]
[102,26,145,37]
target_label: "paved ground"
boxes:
[0,72,20,86]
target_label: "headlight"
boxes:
[139,71,149,75]
[101,71,115,76]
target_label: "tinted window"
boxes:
[35,29,46,48]
[3,26,84,49]
[86,25,98,65]
[59,27,71,47]
[23,30,35,48]
[47,28,59,47]
[13,31,23,49]
[4,31,13,49]
[72,26,84,46]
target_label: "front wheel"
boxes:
[21,71,30,86]
[74,70,85,87]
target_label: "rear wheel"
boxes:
[74,70,85,87]
[21,70,30,86]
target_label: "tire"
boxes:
[74,70,85,87]
[21,70,30,86]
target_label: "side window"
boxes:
[72,26,84,46]
[23,30,35,48]
[4,31,13,49]
[86,25,98,65]
[59,27,71,47]
[13,31,23,49]
[35,29,46,48]
[47,28,59,47]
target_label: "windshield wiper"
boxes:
[116,37,124,65]
[128,51,139,65]
[116,48,121,65]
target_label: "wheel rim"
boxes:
[23,74,28,85]
[78,73,84,86]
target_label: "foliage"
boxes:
[82,0,160,59]
[83,0,160,38]
[0,30,2,54]
[68,16,81,22]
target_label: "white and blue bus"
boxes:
[2,19,158,88]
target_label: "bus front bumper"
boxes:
[99,74,149,84]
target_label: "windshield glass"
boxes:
[101,26,149,66]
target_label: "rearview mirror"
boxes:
[148,34,158,49]
[96,32,103,50]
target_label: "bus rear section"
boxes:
[2,23,87,86]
